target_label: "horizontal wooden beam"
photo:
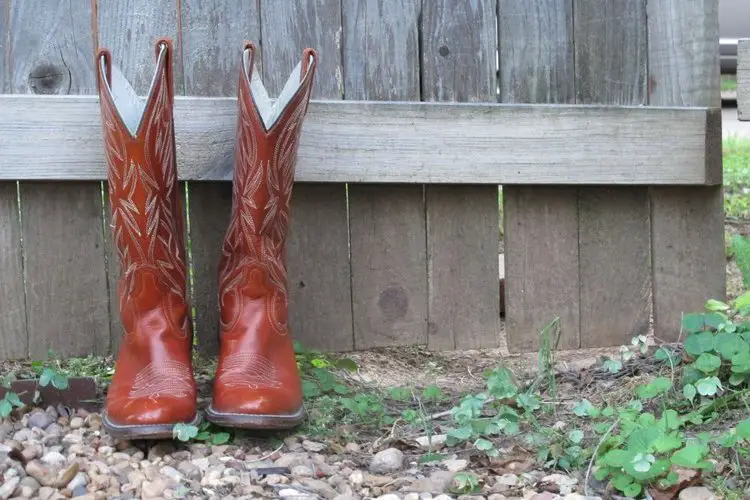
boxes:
[738,39,750,121]
[0,94,721,185]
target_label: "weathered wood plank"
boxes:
[342,0,420,100]
[96,0,184,352]
[285,185,353,352]
[0,96,721,185]
[421,0,496,103]
[260,0,343,99]
[12,0,109,360]
[574,0,647,105]
[648,0,725,341]
[348,186,427,349]
[578,188,651,347]
[0,0,26,361]
[422,0,500,350]
[738,39,750,121]
[343,0,426,350]
[574,0,651,348]
[426,186,500,349]
[0,182,26,360]
[181,0,260,355]
[504,187,581,352]
[181,0,260,97]
[97,0,182,94]
[261,0,354,352]
[498,0,575,103]
[0,3,8,94]
[21,182,109,358]
[499,0,580,352]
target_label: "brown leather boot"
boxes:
[206,41,317,429]
[95,38,199,439]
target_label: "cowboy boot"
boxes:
[95,38,199,439]
[206,41,317,429]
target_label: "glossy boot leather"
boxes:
[206,42,317,429]
[95,38,199,439]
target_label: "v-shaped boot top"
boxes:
[97,40,172,139]
[242,42,317,132]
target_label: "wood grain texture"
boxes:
[1,1,8,94]
[180,0,260,97]
[573,0,647,105]
[738,39,750,121]
[348,186,427,349]
[12,0,109,360]
[422,0,500,350]
[0,182,27,360]
[97,0,182,94]
[96,0,186,352]
[0,0,25,361]
[21,182,109,359]
[259,0,343,98]
[343,0,426,350]
[102,189,123,352]
[285,184,354,352]
[497,0,574,103]
[574,0,651,348]
[421,0,496,103]
[9,0,96,95]
[578,188,651,347]
[504,187,580,352]
[648,0,725,341]
[342,0,419,100]
[261,0,354,352]
[426,186,500,350]
[0,96,720,185]
[499,0,580,352]
[180,0,260,354]
[184,182,231,354]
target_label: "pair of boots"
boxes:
[94,38,317,439]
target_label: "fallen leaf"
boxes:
[647,466,701,500]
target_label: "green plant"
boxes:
[449,471,481,495]
[173,422,199,442]
[0,373,23,419]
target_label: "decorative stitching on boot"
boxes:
[216,352,283,389]
[128,360,193,399]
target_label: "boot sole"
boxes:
[205,404,305,429]
[102,411,202,440]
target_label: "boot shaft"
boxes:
[225,42,317,259]
[95,39,188,302]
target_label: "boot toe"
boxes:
[212,386,301,416]
[106,395,197,427]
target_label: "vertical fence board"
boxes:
[12,0,109,359]
[500,0,580,352]
[574,0,651,348]
[0,183,26,359]
[97,0,182,94]
[421,0,500,350]
[343,0,426,349]
[574,0,648,104]
[181,0,260,96]
[648,0,725,341]
[97,0,186,352]
[261,0,354,352]
[578,188,651,346]
[181,0,259,355]
[1,2,8,94]
[0,2,26,359]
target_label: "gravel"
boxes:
[0,405,724,500]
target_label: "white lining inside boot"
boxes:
[243,48,314,130]
[99,43,168,137]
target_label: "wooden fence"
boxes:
[0,0,724,361]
